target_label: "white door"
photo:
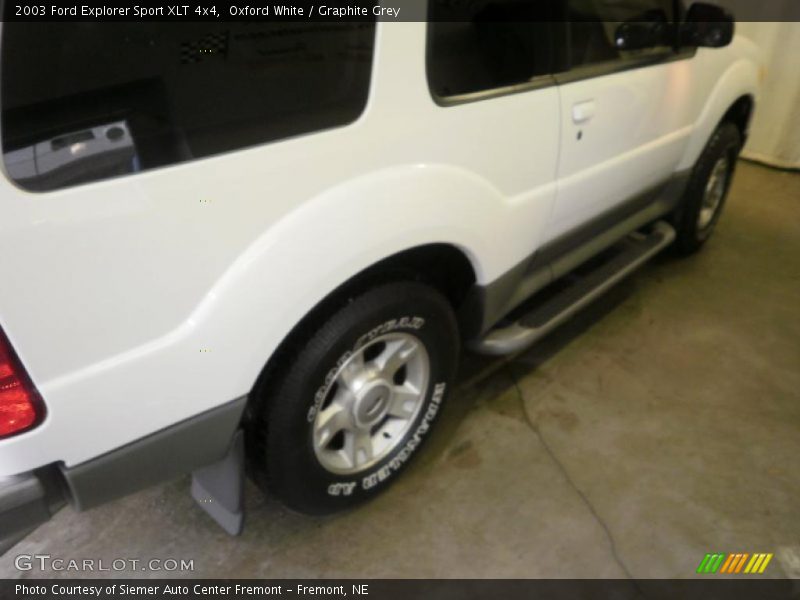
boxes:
[546,0,693,242]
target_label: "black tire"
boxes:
[673,122,742,255]
[249,281,459,515]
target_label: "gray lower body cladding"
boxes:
[460,169,691,338]
[0,395,246,539]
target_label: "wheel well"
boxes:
[276,243,477,350]
[722,95,754,146]
[247,244,477,409]
[350,244,477,310]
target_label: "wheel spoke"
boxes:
[347,430,374,467]
[377,337,418,379]
[314,404,351,448]
[388,384,421,420]
[337,352,365,393]
[705,175,717,196]
[698,157,731,230]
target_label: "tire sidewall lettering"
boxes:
[307,349,353,423]
[354,316,425,349]
[307,317,425,423]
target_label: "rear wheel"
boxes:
[249,281,459,514]
[673,122,741,254]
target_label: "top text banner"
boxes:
[5,0,800,22]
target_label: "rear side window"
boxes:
[427,0,558,99]
[1,23,375,192]
[567,0,675,68]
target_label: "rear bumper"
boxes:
[0,395,246,543]
[0,467,65,543]
[61,395,247,511]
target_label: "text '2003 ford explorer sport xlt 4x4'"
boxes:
[0,1,760,537]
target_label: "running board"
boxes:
[471,221,676,356]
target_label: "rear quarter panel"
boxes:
[0,22,560,475]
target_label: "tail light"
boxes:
[0,327,44,438]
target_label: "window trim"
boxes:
[553,47,696,86]
[430,74,557,108]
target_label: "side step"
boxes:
[472,221,676,356]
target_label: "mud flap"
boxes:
[190,429,245,535]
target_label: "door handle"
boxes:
[572,101,596,124]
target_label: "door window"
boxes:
[567,0,676,68]
[427,0,558,99]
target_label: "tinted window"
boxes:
[428,1,557,98]
[1,23,375,192]
[568,0,675,68]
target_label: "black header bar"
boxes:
[2,579,798,600]
[4,0,800,22]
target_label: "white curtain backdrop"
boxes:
[735,21,800,169]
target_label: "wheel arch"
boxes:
[720,94,755,147]
[246,242,477,401]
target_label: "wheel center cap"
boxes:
[354,381,391,427]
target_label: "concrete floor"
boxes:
[2,162,799,580]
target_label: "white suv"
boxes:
[0,2,760,537]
